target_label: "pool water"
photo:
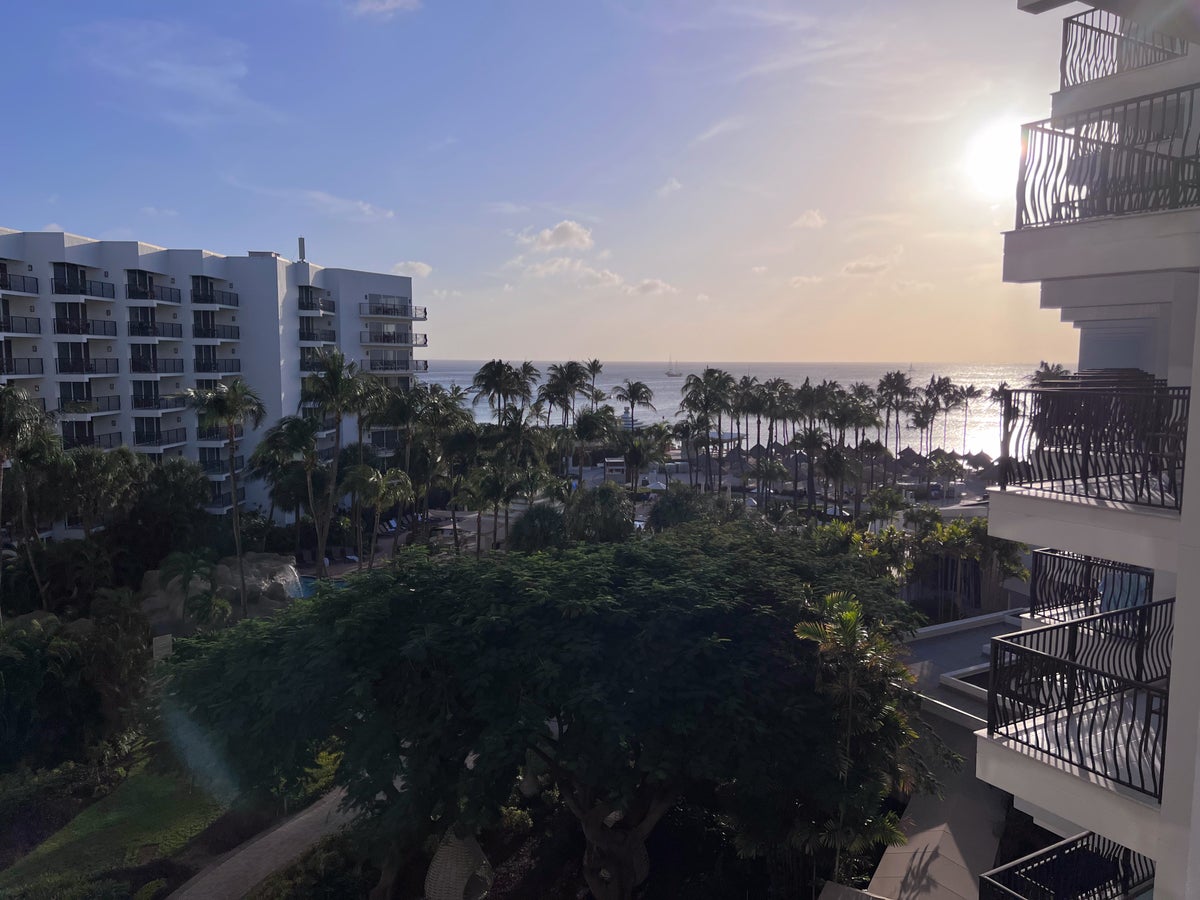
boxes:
[296,575,347,598]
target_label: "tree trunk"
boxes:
[318,415,345,577]
[476,509,482,558]
[229,424,249,618]
[503,504,510,551]
[368,506,381,571]
[451,506,460,553]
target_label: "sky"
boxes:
[6,0,1081,364]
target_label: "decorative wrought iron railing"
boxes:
[988,598,1173,799]
[997,385,1189,510]
[1061,9,1188,89]
[980,831,1154,900]
[52,278,115,298]
[0,273,38,293]
[1030,549,1154,622]
[126,284,182,303]
[1017,82,1200,228]
[53,318,117,336]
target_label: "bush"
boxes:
[508,505,565,553]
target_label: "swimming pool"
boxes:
[295,575,348,598]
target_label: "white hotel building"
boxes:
[0,228,427,513]
[973,2,1200,897]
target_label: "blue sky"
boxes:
[7,0,1081,363]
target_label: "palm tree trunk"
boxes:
[451,506,460,553]
[476,509,483,558]
[226,423,250,617]
[318,416,345,577]
[368,506,381,571]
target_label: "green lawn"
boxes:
[0,761,224,897]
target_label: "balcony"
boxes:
[1017,83,1200,229]
[0,316,41,335]
[299,327,337,343]
[317,446,336,463]
[131,358,185,374]
[987,598,1173,800]
[63,431,122,450]
[194,358,241,373]
[58,395,121,415]
[363,358,429,373]
[997,383,1189,511]
[1061,9,1188,90]
[129,321,183,339]
[370,430,401,455]
[126,284,182,303]
[359,301,425,319]
[192,324,240,340]
[298,296,336,314]
[0,273,38,294]
[0,358,43,376]
[53,318,117,337]
[51,278,115,299]
[360,331,428,346]
[191,288,240,307]
[1030,549,1154,623]
[134,427,187,448]
[205,486,247,511]
[980,831,1153,900]
[197,424,244,442]
[55,358,120,375]
[201,455,245,476]
[132,395,187,411]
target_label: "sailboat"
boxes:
[665,357,682,377]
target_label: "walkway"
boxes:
[170,789,352,900]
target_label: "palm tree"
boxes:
[252,415,321,559]
[795,426,828,516]
[585,359,604,410]
[1030,361,1070,385]
[472,359,518,422]
[954,384,983,455]
[574,406,616,482]
[0,385,50,624]
[612,379,655,431]
[621,423,671,496]
[680,368,734,492]
[876,370,914,462]
[187,378,267,616]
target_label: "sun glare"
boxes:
[963,118,1022,200]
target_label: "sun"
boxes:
[963,118,1023,200]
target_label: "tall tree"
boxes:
[0,385,51,624]
[186,378,267,615]
[612,379,656,431]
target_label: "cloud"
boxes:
[140,206,178,218]
[391,261,432,278]
[485,201,531,215]
[751,266,768,275]
[656,177,683,198]
[42,223,65,232]
[893,280,934,293]
[789,275,823,287]
[74,21,277,129]
[226,177,394,222]
[429,288,462,299]
[843,257,892,276]
[349,0,421,17]
[518,220,594,252]
[690,117,745,146]
[521,256,673,295]
[790,209,827,229]
[626,278,678,296]
[697,293,711,302]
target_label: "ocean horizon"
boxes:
[424,359,1042,458]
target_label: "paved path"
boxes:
[170,789,352,900]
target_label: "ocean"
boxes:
[424,360,1038,459]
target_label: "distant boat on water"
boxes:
[665,357,682,377]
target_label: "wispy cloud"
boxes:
[789,275,822,287]
[348,0,422,18]
[893,280,934,293]
[790,209,826,230]
[690,117,745,146]
[74,21,278,129]
[391,261,432,278]
[751,266,768,275]
[842,247,902,277]
[226,177,394,222]
[626,278,677,296]
[656,176,683,198]
[517,220,594,252]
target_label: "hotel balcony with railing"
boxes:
[980,831,1155,900]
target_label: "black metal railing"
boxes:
[206,486,247,508]
[58,395,121,414]
[0,316,41,335]
[998,385,1189,510]
[134,427,186,447]
[1031,549,1154,622]
[1061,9,1188,89]
[131,357,185,374]
[317,446,336,462]
[359,302,423,318]
[0,273,38,293]
[364,358,428,372]
[1018,83,1200,228]
[988,598,1173,800]
[360,331,428,345]
[132,395,186,411]
[53,318,117,336]
[128,321,183,338]
[55,357,120,374]
[194,358,241,373]
[191,288,240,307]
[0,358,43,375]
[197,424,244,442]
[63,431,122,450]
[371,430,401,451]
[52,278,115,299]
[192,324,240,340]
[299,296,336,313]
[980,831,1154,900]
[126,284,182,303]
[201,455,244,475]
[300,328,337,342]
[300,356,325,372]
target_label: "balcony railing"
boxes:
[363,358,429,372]
[192,324,240,340]
[131,357,185,374]
[0,273,38,293]
[191,288,240,307]
[0,316,41,335]
[1017,83,1200,229]
[299,296,336,313]
[53,318,117,337]
[980,831,1154,900]
[126,284,182,303]
[58,395,121,414]
[1061,9,1188,89]
[129,321,183,338]
[51,278,115,299]
[360,331,428,346]
[134,427,187,447]
[998,385,1189,510]
[0,358,43,376]
[988,598,1173,800]
[63,431,122,450]
[1031,548,1154,622]
[197,424,244,442]
[132,395,187,411]
[201,455,245,475]
[56,358,119,374]
[206,486,247,509]
[299,328,337,342]
[371,430,401,451]
[194,358,242,373]
[359,302,424,318]
[317,446,336,462]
